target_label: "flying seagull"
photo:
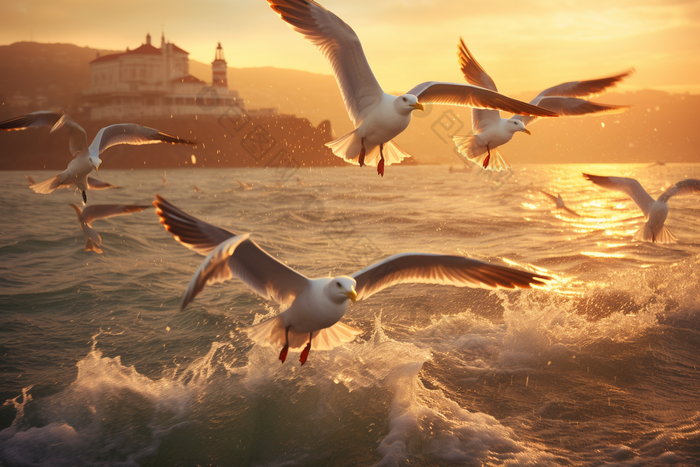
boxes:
[453,39,632,171]
[70,203,151,254]
[154,195,550,365]
[541,191,581,217]
[583,174,700,243]
[267,0,558,176]
[0,111,196,203]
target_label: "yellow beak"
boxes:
[522,128,532,135]
[410,102,424,111]
[343,288,358,302]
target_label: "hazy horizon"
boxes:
[1,0,699,95]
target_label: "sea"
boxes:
[0,164,699,467]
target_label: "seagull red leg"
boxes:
[279,326,291,363]
[483,145,491,169]
[358,138,366,167]
[377,143,385,177]
[300,332,313,365]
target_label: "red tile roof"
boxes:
[130,44,162,55]
[90,42,188,64]
[169,44,189,54]
[172,75,206,84]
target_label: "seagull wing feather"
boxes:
[538,69,634,99]
[268,0,383,126]
[80,204,151,225]
[514,97,629,127]
[351,253,550,301]
[179,235,250,311]
[457,38,501,132]
[407,82,559,118]
[0,111,63,131]
[0,112,89,156]
[583,173,655,216]
[89,124,196,156]
[658,179,700,203]
[50,115,89,156]
[87,177,120,190]
[154,195,310,306]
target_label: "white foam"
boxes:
[0,337,192,466]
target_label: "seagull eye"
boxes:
[402,97,407,102]
[336,282,341,287]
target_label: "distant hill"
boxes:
[1,41,698,165]
[0,42,117,112]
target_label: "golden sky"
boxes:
[2,0,699,95]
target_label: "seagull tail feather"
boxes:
[453,135,511,172]
[29,174,64,194]
[244,316,361,352]
[325,129,364,165]
[245,315,289,349]
[326,131,411,168]
[380,140,411,167]
[634,224,677,244]
[311,322,362,351]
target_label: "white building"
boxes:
[82,34,249,121]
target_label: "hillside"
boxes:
[0,42,117,111]
[1,41,698,166]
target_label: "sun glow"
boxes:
[581,251,626,258]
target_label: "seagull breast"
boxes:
[359,94,412,143]
[285,278,350,333]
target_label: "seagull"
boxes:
[70,203,151,254]
[153,195,550,365]
[540,191,581,217]
[583,174,700,243]
[453,39,632,171]
[267,0,558,177]
[0,111,196,204]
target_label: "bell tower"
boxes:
[212,42,228,88]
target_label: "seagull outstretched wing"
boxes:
[154,195,310,308]
[351,253,550,301]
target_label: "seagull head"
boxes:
[395,94,424,115]
[507,120,531,136]
[89,155,102,171]
[326,276,358,303]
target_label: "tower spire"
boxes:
[212,42,228,88]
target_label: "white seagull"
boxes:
[541,191,581,217]
[70,203,152,254]
[583,174,700,243]
[267,0,558,176]
[453,39,632,171]
[0,111,196,203]
[154,195,550,365]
